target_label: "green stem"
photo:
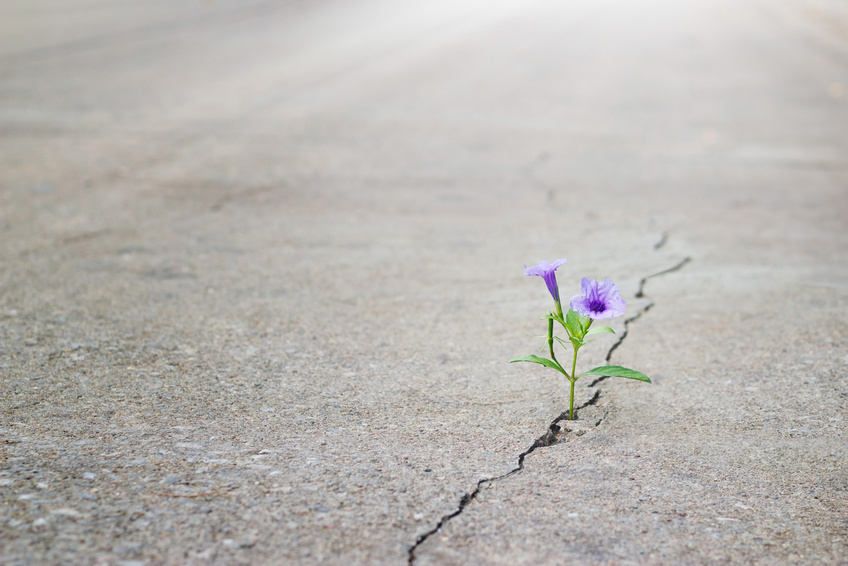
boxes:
[547,317,560,368]
[569,345,580,420]
[570,379,575,421]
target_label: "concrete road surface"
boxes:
[1,0,847,564]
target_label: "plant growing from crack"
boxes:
[510,258,651,420]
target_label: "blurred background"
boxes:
[1,1,847,563]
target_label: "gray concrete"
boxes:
[1,0,846,564]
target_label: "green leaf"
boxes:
[580,365,651,383]
[509,354,567,375]
[565,309,583,339]
[585,326,615,336]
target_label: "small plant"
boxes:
[510,258,651,420]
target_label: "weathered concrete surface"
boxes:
[1,0,846,564]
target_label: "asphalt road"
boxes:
[2,0,847,564]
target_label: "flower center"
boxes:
[588,299,606,313]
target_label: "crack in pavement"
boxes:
[593,254,691,384]
[653,231,668,250]
[406,392,607,565]
[407,240,691,565]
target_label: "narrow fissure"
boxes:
[407,242,691,565]
[592,255,691,385]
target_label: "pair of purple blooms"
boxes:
[524,258,626,320]
[513,256,651,421]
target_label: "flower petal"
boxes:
[524,258,567,305]
[524,258,567,277]
[580,276,593,297]
[571,277,626,319]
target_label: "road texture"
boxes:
[1,0,847,564]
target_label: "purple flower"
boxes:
[570,277,626,320]
[524,258,567,305]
